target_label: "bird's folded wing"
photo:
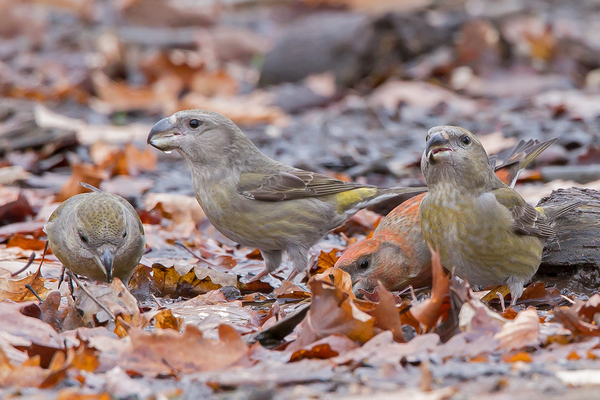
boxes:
[237,170,373,201]
[492,187,554,238]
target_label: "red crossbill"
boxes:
[336,137,556,295]
[147,109,426,280]
[419,126,579,304]
[45,183,145,284]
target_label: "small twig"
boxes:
[25,284,43,303]
[11,252,36,277]
[67,272,116,321]
[151,293,164,309]
[174,241,219,267]
[560,295,576,305]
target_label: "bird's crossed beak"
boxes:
[147,116,181,152]
[94,248,115,283]
[426,132,453,163]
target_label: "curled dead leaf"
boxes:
[288,275,375,351]
[409,247,450,331]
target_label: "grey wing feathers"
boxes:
[510,203,555,238]
[237,170,374,201]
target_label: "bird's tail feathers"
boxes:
[343,186,426,216]
[494,138,557,187]
[537,200,584,222]
[79,182,103,193]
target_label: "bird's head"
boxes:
[147,109,252,167]
[335,236,418,297]
[335,238,380,296]
[421,126,494,188]
[71,195,129,283]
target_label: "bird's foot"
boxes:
[247,268,270,283]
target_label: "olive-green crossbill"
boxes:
[147,109,426,280]
[336,138,556,295]
[419,126,578,303]
[45,183,145,284]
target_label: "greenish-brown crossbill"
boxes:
[45,183,145,284]
[147,109,426,280]
[336,137,557,296]
[419,126,579,304]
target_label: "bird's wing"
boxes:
[492,187,555,238]
[237,170,374,201]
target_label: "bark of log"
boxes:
[0,99,77,156]
[259,12,447,87]
[538,187,600,271]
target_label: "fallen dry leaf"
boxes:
[367,285,406,342]
[0,301,64,367]
[494,307,540,351]
[6,234,46,251]
[289,334,359,362]
[178,91,289,127]
[369,80,478,116]
[152,262,237,298]
[90,71,181,114]
[409,248,450,331]
[144,193,206,227]
[311,267,354,298]
[73,278,141,329]
[167,293,252,334]
[289,274,375,351]
[0,265,50,302]
[0,192,34,225]
[119,324,247,376]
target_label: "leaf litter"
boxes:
[1,0,600,398]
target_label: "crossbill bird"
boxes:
[45,183,145,284]
[147,109,426,280]
[419,126,579,304]
[336,137,556,295]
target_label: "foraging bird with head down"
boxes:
[335,137,557,296]
[419,126,579,304]
[147,109,426,280]
[45,183,145,284]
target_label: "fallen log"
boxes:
[539,187,600,270]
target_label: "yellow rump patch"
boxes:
[335,188,377,213]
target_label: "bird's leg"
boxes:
[287,246,309,282]
[506,276,525,308]
[248,250,283,282]
[58,265,66,290]
[496,292,506,313]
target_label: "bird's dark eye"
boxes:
[189,119,201,129]
[461,136,471,145]
[360,259,369,269]
[78,231,89,244]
